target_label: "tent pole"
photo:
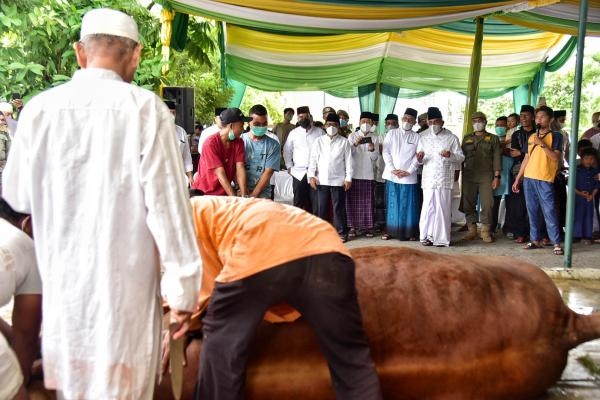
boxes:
[564,0,588,268]
[463,16,484,135]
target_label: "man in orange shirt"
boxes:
[190,195,382,400]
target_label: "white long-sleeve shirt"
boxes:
[382,127,420,184]
[417,128,464,190]
[308,134,353,186]
[347,131,379,180]
[176,124,193,173]
[2,68,201,399]
[283,126,323,181]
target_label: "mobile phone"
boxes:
[11,92,21,100]
[361,136,373,144]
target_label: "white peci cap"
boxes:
[80,8,140,43]
[0,102,13,113]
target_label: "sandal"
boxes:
[524,242,542,250]
[421,239,433,246]
[514,236,527,244]
[553,245,564,255]
[381,233,391,240]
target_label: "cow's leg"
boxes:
[290,253,382,400]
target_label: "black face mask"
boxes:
[299,119,311,129]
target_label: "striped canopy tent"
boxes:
[160,0,597,116]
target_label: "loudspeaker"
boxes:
[163,86,195,134]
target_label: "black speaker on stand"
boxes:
[163,86,195,134]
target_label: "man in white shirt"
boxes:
[2,9,201,399]
[308,113,353,241]
[417,107,465,247]
[165,100,194,187]
[381,108,421,241]
[0,199,42,400]
[346,111,379,237]
[283,106,323,213]
[198,107,225,157]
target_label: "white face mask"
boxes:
[326,126,338,137]
[369,124,377,133]
[360,123,372,134]
[473,122,485,132]
[559,122,565,129]
[402,122,414,131]
[431,124,442,134]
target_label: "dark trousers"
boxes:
[316,185,347,235]
[492,195,502,231]
[503,176,530,237]
[293,175,317,214]
[194,253,382,400]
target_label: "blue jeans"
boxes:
[523,178,561,244]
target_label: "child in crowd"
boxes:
[574,147,600,244]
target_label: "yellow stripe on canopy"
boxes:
[226,25,388,54]
[227,25,564,57]
[216,0,520,19]
[394,28,564,55]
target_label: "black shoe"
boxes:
[421,239,433,246]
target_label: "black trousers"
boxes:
[316,185,348,235]
[292,175,317,214]
[503,176,530,237]
[194,253,382,400]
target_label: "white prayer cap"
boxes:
[0,102,13,113]
[80,8,140,43]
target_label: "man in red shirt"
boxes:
[192,108,249,196]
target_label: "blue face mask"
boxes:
[340,119,348,127]
[228,130,235,141]
[251,126,267,137]
[495,126,507,136]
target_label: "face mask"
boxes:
[326,126,338,137]
[251,126,267,137]
[360,123,372,134]
[402,122,414,131]
[495,126,507,136]
[228,130,235,141]
[340,119,348,127]
[558,123,565,129]
[473,122,485,132]
[431,124,442,134]
[299,119,311,129]
[369,124,377,133]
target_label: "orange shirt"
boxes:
[190,196,351,323]
[524,131,562,183]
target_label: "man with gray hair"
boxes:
[2,8,201,399]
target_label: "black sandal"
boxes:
[524,242,542,250]
[553,245,564,255]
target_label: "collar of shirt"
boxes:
[72,67,124,83]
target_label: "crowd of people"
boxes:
[2,6,600,400]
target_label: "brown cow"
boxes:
[33,247,600,399]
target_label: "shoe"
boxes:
[463,224,479,241]
[381,233,391,240]
[524,242,542,250]
[481,224,494,243]
[365,231,374,238]
[421,239,433,246]
[348,229,357,238]
[506,232,514,240]
[553,245,564,255]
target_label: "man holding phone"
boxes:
[346,111,379,237]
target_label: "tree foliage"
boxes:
[0,0,163,100]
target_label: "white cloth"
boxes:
[347,131,379,180]
[382,127,420,184]
[591,133,600,150]
[2,67,201,399]
[175,124,193,173]
[417,128,464,190]
[0,219,42,307]
[0,333,23,400]
[308,134,352,186]
[266,131,281,187]
[283,126,323,181]
[6,116,17,139]
[266,131,280,143]
[198,124,220,155]
[420,188,453,246]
